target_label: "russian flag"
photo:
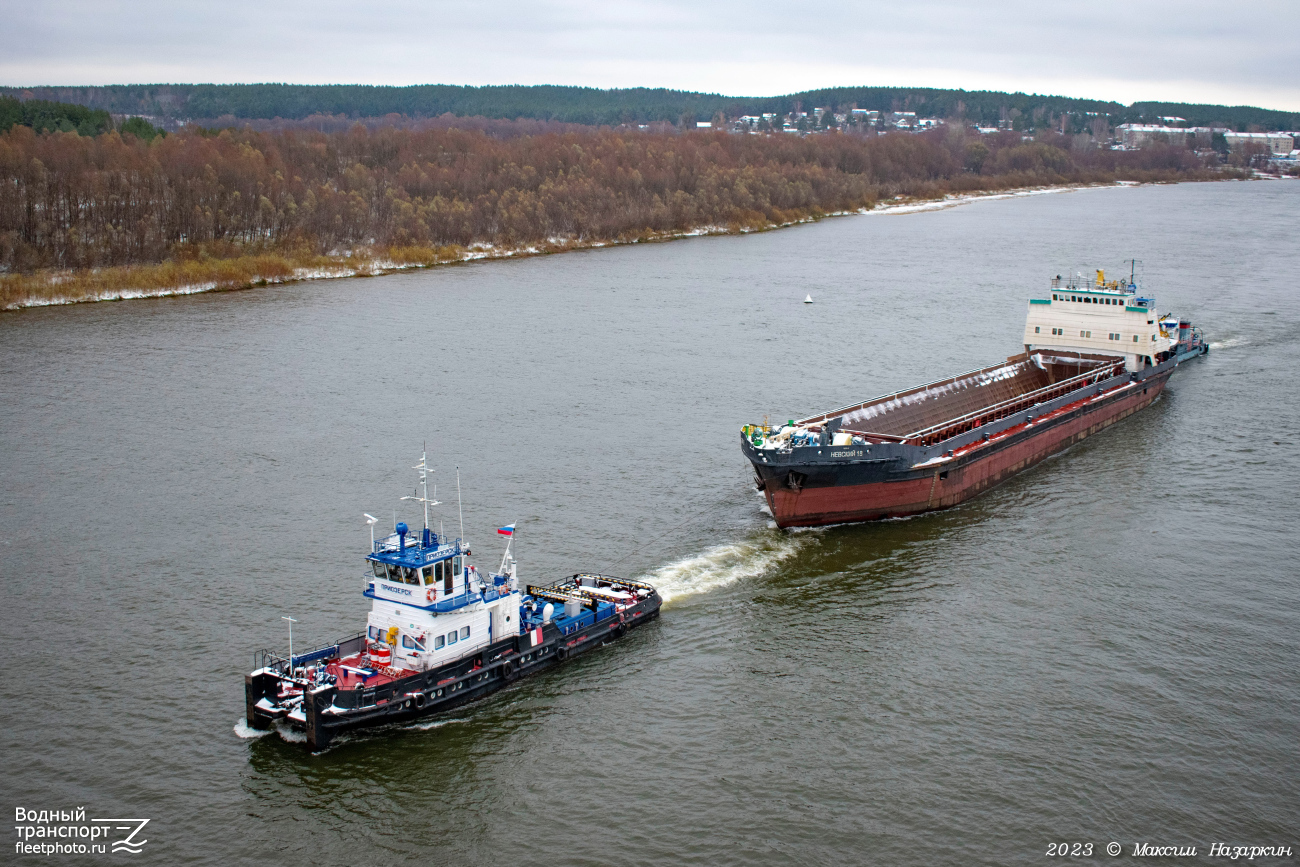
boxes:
[497,524,515,536]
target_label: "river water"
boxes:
[2,180,1297,865]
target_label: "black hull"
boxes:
[246,592,661,750]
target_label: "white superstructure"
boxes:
[1023,269,1172,372]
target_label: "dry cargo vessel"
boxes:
[743,269,1206,528]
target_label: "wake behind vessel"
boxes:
[743,268,1207,528]
[245,456,661,749]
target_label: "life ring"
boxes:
[426,588,434,602]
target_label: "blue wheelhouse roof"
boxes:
[368,530,463,568]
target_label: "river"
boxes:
[1,179,1297,865]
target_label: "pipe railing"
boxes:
[901,361,1126,446]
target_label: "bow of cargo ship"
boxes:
[744,269,1207,528]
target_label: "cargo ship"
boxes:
[742,269,1207,528]
[245,454,661,750]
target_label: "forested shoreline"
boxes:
[0,121,1247,310]
[5,83,1297,131]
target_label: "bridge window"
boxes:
[422,566,435,585]
[370,561,385,579]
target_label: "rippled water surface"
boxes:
[2,180,1297,865]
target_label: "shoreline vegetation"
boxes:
[0,184,1175,310]
[1,121,1252,311]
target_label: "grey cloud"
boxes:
[0,0,1296,109]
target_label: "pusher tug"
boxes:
[245,455,661,750]
[743,267,1208,528]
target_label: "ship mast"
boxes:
[400,446,440,538]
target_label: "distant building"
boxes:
[1116,124,1226,149]
[1223,131,1295,155]
[696,121,712,129]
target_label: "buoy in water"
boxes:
[804,294,814,303]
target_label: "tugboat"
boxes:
[244,454,661,750]
[743,267,1208,527]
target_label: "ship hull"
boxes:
[748,361,1186,528]
[247,592,661,750]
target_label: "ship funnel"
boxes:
[396,521,409,553]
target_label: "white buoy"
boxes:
[804,294,814,303]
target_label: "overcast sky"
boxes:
[3,0,1297,111]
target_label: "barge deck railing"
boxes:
[886,360,1126,446]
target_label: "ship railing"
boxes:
[527,574,654,606]
[254,633,366,677]
[372,533,462,555]
[795,355,1039,429]
[893,361,1127,446]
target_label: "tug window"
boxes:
[368,625,381,641]
[371,561,386,579]
[447,631,458,645]
[402,635,425,650]
[461,626,470,640]
[434,635,445,650]
[443,563,453,595]
[453,555,463,577]
[403,566,419,585]
[1035,326,1040,333]
[422,565,435,585]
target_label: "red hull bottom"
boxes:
[765,378,1166,528]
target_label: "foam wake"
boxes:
[636,531,809,604]
[1209,337,1246,350]
[233,720,272,739]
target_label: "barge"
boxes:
[245,455,661,749]
[743,269,1207,528]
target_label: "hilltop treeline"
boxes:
[0,122,1228,275]
[0,96,112,136]
[4,84,1296,132]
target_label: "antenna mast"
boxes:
[456,466,465,544]
[400,446,440,533]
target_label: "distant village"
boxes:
[678,107,1300,167]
